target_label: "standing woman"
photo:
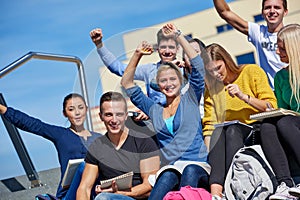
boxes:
[259,24,300,200]
[203,43,277,199]
[121,23,209,199]
[0,93,100,199]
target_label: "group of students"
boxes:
[1,0,300,200]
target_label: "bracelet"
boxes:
[175,29,182,38]
[246,94,250,104]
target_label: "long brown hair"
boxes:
[204,43,243,122]
[205,43,242,94]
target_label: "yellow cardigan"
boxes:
[203,64,277,137]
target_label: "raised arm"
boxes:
[162,23,205,101]
[162,23,198,60]
[213,0,248,35]
[90,28,153,80]
[0,104,62,140]
[0,104,7,115]
[121,41,154,89]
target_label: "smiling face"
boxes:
[276,38,289,63]
[262,0,288,31]
[158,39,178,63]
[99,100,127,135]
[157,67,182,98]
[64,97,87,128]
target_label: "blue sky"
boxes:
[0,0,234,180]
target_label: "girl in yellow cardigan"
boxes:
[202,43,277,199]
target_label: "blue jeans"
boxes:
[62,162,85,200]
[94,193,135,200]
[149,164,209,200]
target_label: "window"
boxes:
[217,24,233,33]
[236,52,256,65]
[254,14,264,22]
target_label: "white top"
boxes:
[248,22,287,89]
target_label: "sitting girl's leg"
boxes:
[209,127,226,197]
[260,117,294,187]
[180,164,209,189]
[277,115,300,165]
[225,124,251,171]
[148,169,180,200]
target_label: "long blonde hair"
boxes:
[278,24,300,107]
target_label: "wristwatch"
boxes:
[175,29,182,38]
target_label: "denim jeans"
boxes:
[94,193,135,200]
[62,162,85,200]
[148,164,209,200]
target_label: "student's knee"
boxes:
[277,115,294,128]
[225,126,241,140]
[182,164,206,177]
[158,170,180,185]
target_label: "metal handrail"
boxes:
[0,51,93,131]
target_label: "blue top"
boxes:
[165,116,175,135]
[125,55,208,166]
[98,46,167,105]
[3,107,100,198]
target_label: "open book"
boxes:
[250,108,300,120]
[148,160,211,187]
[61,158,84,188]
[100,171,133,191]
[214,120,253,129]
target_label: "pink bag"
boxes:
[163,186,212,200]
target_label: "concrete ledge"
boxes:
[0,168,60,200]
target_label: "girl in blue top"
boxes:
[121,23,209,200]
[0,93,100,199]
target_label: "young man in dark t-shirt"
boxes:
[77,92,160,200]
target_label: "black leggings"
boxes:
[208,124,253,185]
[260,115,300,187]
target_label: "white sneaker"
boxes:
[289,184,300,198]
[269,182,298,200]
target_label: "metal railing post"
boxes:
[0,52,93,187]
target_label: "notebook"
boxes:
[214,120,253,129]
[100,171,133,190]
[250,108,300,120]
[61,158,84,188]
